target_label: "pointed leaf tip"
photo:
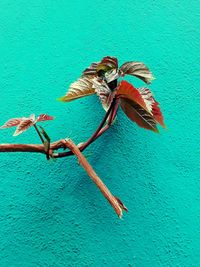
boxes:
[37,114,54,122]
[57,96,68,102]
[119,61,154,84]
[0,118,24,129]
[60,77,95,102]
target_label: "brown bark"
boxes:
[0,139,127,218]
[63,139,127,218]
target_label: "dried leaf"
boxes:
[120,98,159,133]
[119,61,154,84]
[37,114,54,122]
[59,77,95,102]
[0,118,24,129]
[13,115,35,136]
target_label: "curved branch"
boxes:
[54,97,119,158]
[0,138,127,218]
[63,139,127,217]
[0,97,120,158]
[0,98,127,217]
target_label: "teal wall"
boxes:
[0,1,199,266]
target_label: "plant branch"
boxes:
[0,98,121,158]
[96,97,120,138]
[0,143,46,153]
[61,138,127,218]
[54,97,118,158]
[0,138,128,217]
[0,96,127,217]
[0,140,63,154]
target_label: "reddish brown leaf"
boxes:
[37,114,54,122]
[137,87,165,127]
[82,56,118,77]
[0,118,24,129]
[82,62,100,76]
[13,114,35,136]
[116,81,148,111]
[100,56,118,69]
[116,81,165,128]
[119,61,154,84]
[120,98,159,133]
[151,102,165,128]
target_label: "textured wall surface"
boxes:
[0,1,199,266]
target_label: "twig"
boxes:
[96,97,120,138]
[0,143,44,153]
[63,138,127,218]
[0,97,127,217]
[0,139,128,217]
[0,140,65,154]
[55,98,119,158]
[0,99,120,158]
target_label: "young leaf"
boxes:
[82,62,100,76]
[92,77,113,111]
[119,61,154,84]
[37,114,54,122]
[82,56,118,77]
[120,98,159,133]
[137,87,165,127]
[13,115,35,136]
[0,118,24,129]
[59,77,95,102]
[116,81,149,111]
[104,68,119,83]
[100,56,118,69]
[96,56,118,75]
[151,102,165,128]
[116,81,165,127]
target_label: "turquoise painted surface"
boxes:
[0,0,199,266]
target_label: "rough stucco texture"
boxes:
[0,1,199,266]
